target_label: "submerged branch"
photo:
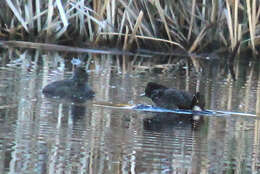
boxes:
[0,40,150,57]
[0,40,224,60]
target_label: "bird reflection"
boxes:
[70,105,86,121]
[143,113,203,132]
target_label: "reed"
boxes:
[0,0,259,55]
[246,0,257,54]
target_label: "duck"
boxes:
[42,67,95,102]
[144,82,205,110]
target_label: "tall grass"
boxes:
[1,0,259,55]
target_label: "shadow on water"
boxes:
[0,48,259,173]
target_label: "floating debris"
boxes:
[93,102,258,118]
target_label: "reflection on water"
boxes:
[0,50,259,173]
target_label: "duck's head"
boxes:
[191,92,205,111]
[144,82,168,98]
[72,67,89,85]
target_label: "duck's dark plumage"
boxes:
[144,82,205,110]
[42,67,94,102]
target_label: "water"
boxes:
[0,50,260,174]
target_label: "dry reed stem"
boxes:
[36,0,41,32]
[100,0,109,17]
[105,0,112,40]
[219,32,228,46]
[119,0,153,37]
[5,0,29,32]
[202,0,206,19]
[86,7,94,40]
[128,11,143,48]
[154,1,172,41]
[56,0,68,38]
[26,0,34,29]
[111,0,116,34]
[144,1,156,35]
[126,12,134,32]
[257,5,260,20]
[225,0,235,49]
[237,24,242,55]
[210,0,216,23]
[118,10,127,42]
[70,2,107,37]
[188,25,208,53]
[100,32,185,50]
[46,0,54,37]
[252,0,256,30]
[188,0,196,41]
[234,0,238,44]
[77,1,87,36]
[246,0,256,53]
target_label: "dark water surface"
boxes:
[0,50,260,174]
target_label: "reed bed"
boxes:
[0,0,259,55]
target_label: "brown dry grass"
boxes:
[0,0,259,56]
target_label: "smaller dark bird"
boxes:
[42,67,95,102]
[144,82,205,110]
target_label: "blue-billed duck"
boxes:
[42,67,95,102]
[144,82,205,110]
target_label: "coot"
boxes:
[42,67,95,102]
[144,82,205,110]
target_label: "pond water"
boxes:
[0,49,260,174]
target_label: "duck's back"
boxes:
[42,79,94,101]
[43,79,74,97]
[151,88,193,109]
